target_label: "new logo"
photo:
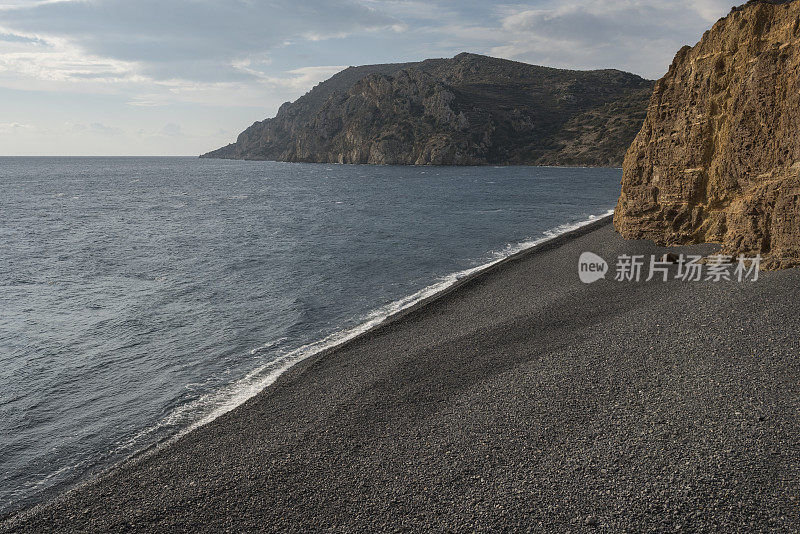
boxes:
[578,252,608,284]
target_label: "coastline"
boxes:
[1,211,615,520]
[4,216,799,532]
[176,210,619,438]
[198,156,624,170]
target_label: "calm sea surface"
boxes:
[0,157,620,513]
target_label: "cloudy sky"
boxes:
[0,0,740,155]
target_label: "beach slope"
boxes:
[4,218,799,532]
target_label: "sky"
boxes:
[0,0,742,156]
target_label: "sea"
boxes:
[0,157,620,514]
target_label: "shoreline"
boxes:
[198,156,624,170]
[5,215,799,532]
[176,211,618,434]
[2,211,616,522]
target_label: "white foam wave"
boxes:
[249,337,289,355]
[139,209,613,447]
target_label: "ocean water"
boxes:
[0,157,620,514]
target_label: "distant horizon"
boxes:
[1,0,742,156]
[0,154,200,157]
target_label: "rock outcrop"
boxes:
[202,53,653,167]
[615,0,800,268]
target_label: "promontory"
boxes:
[201,53,653,167]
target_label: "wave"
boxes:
[249,337,289,355]
[8,209,614,514]
[141,208,615,444]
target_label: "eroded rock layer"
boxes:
[614,0,800,268]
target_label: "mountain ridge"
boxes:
[201,53,653,166]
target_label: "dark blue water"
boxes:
[0,157,620,513]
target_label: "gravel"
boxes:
[4,217,799,533]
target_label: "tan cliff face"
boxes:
[614,0,800,269]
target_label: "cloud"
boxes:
[489,0,739,78]
[0,31,46,44]
[360,0,459,22]
[160,123,181,137]
[1,0,399,82]
[259,65,349,92]
[0,0,741,98]
[69,121,124,135]
[126,94,166,107]
[0,121,33,133]
[0,34,143,87]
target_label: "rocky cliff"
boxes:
[614,0,800,268]
[202,53,653,166]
